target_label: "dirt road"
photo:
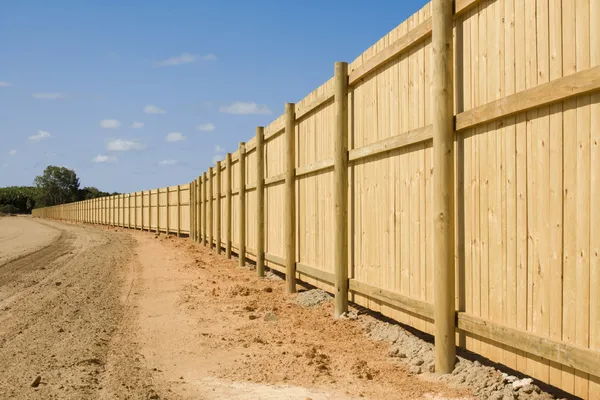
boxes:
[0,217,471,399]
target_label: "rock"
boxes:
[409,366,422,374]
[55,282,61,286]
[519,384,536,394]
[263,312,277,322]
[512,378,533,390]
[263,287,273,293]
[427,363,435,373]
[502,393,516,400]
[248,315,258,320]
[31,376,41,388]
[474,360,482,367]
[339,311,358,320]
[410,358,424,366]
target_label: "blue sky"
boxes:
[0,0,426,193]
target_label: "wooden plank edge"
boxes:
[349,279,434,320]
[457,313,600,377]
[349,17,432,86]
[265,252,286,266]
[296,262,335,284]
[265,173,286,186]
[265,125,285,142]
[456,65,600,131]
[296,158,334,177]
[349,125,433,162]
[454,0,481,16]
[296,92,335,121]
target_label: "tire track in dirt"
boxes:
[0,220,160,400]
[0,228,72,289]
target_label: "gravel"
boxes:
[363,319,560,400]
[294,289,332,308]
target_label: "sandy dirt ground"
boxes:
[0,217,471,399]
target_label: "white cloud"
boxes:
[159,159,178,166]
[32,92,65,99]
[144,104,166,114]
[215,144,226,153]
[93,154,117,163]
[100,119,121,129]
[165,132,185,142]
[196,123,215,132]
[29,130,52,142]
[131,121,144,129]
[154,52,196,67]
[8,149,16,156]
[0,81,12,87]
[219,101,271,115]
[203,54,217,61]
[107,139,145,151]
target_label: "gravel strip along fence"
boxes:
[294,289,564,400]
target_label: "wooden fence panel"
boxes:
[32,1,600,397]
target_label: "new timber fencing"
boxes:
[33,0,600,398]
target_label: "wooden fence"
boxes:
[33,0,600,397]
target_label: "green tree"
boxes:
[34,166,80,207]
[0,186,39,214]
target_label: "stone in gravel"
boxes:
[519,384,536,394]
[262,287,273,293]
[31,376,41,388]
[512,378,533,390]
[55,282,61,286]
[410,358,424,366]
[248,315,258,320]
[427,363,435,373]
[263,312,277,322]
[409,366,422,374]
[339,311,358,320]
[388,348,406,358]
[294,289,332,308]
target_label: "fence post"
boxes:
[156,189,160,233]
[148,190,152,231]
[284,103,296,294]
[196,177,201,241]
[190,182,195,239]
[256,126,265,277]
[177,184,181,237]
[128,194,131,229]
[166,187,171,234]
[433,0,456,374]
[216,161,222,254]
[202,172,207,246]
[112,195,116,227]
[208,167,214,250]
[239,142,246,267]
[141,191,145,230]
[333,61,349,317]
[226,153,232,258]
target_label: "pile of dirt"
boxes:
[294,289,332,308]
[365,320,557,400]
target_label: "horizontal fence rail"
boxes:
[34,0,600,398]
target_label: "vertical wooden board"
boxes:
[547,0,564,388]
[591,1,600,397]
[532,0,551,384]
[523,0,537,378]
[501,0,518,371]
[575,0,591,397]
[485,0,504,365]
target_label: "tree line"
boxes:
[0,166,119,214]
